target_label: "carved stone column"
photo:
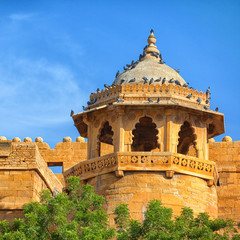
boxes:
[165,109,175,152]
[114,108,125,153]
[83,115,93,160]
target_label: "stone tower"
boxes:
[65,30,225,225]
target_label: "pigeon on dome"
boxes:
[112,30,186,87]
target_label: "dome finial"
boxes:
[142,29,160,60]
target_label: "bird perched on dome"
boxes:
[129,78,136,83]
[175,80,181,86]
[82,106,89,111]
[143,45,148,51]
[206,87,210,94]
[149,78,154,85]
[183,83,189,87]
[157,97,160,103]
[186,94,192,99]
[175,69,180,73]
[215,107,219,112]
[96,88,100,92]
[204,106,208,110]
[162,78,166,84]
[70,110,74,116]
[169,78,174,83]
[116,70,120,78]
[155,78,161,82]
[148,98,153,102]
[88,98,97,105]
[116,98,124,103]
[104,84,110,89]
[151,52,158,57]
[197,98,202,104]
[142,77,148,84]
[120,79,125,84]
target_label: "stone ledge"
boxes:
[64,152,217,186]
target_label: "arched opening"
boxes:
[177,121,198,157]
[131,117,159,152]
[97,121,114,156]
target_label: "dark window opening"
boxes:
[131,117,159,152]
[177,121,198,157]
[97,121,114,156]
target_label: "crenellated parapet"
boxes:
[0,138,63,221]
[0,136,87,175]
[88,83,210,111]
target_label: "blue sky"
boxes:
[0,0,239,148]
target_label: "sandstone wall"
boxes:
[87,172,217,227]
[0,140,62,221]
[37,140,87,178]
[209,139,240,223]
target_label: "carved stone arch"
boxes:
[177,121,198,157]
[129,113,153,132]
[96,121,114,157]
[131,116,160,152]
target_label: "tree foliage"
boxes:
[0,177,115,240]
[1,177,240,240]
[114,200,240,240]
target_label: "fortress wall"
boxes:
[209,140,240,223]
[87,172,217,227]
[37,141,87,173]
[0,141,62,221]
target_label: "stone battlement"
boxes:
[0,136,87,221]
[87,83,210,111]
[0,136,88,174]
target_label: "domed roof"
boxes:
[113,30,186,86]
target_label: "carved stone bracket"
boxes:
[115,170,124,177]
[166,170,174,178]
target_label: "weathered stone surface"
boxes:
[87,172,217,227]
[209,140,240,223]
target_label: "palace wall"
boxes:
[0,140,63,221]
[36,138,87,184]
[209,139,240,223]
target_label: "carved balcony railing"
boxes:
[64,152,217,186]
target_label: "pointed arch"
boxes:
[131,116,159,152]
[177,121,198,157]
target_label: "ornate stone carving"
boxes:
[127,112,136,120]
